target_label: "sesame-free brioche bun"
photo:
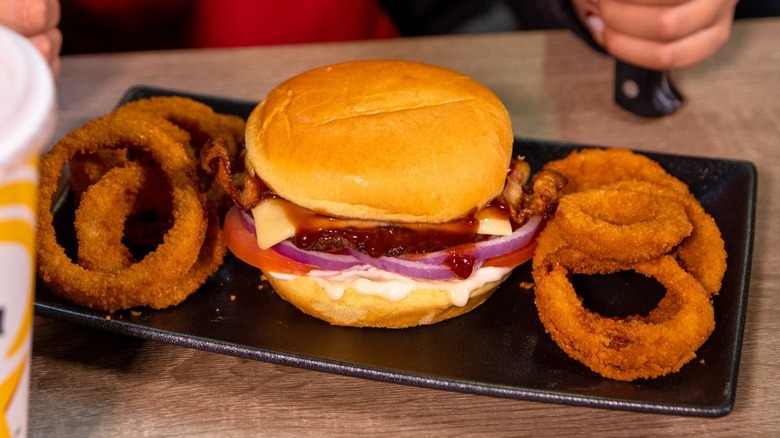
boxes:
[245,59,513,223]
[265,270,510,328]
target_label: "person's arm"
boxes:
[0,0,61,75]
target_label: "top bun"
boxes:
[245,60,513,223]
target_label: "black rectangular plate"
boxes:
[35,86,756,417]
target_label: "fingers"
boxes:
[602,8,733,69]
[599,0,725,42]
[28,27,62,76]
[0,0,61,75]
[0,0,60,35]
[572,0,738,70]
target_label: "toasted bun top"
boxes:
[245,60,513,223]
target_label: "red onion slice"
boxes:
[238,209,257,235]
[345,249,459,281]
[403,215,542,265]
[239,208,539,281]
[274,241,364,271]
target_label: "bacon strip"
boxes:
[200,137,264,210]
[500,157,566,224]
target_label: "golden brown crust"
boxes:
[263,271,510,328]
[245,60,513,223]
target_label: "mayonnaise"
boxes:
[270,265,511,307]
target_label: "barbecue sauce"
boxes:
[287,200,510,278]
[293,217,480,257]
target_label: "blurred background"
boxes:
[59,0,780,55]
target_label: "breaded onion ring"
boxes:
[73,161,226,294]
[543,147,690,195]
[172,207,227,294]
[69,114,192,197]
[114,97,246,215]
[37,114,208,310]
[531,148,726,381]
[555,187,693,263]
[74,162,147,271]
[533,221,633,275]
[542,148,726,295]
[601,180,726,295]
[533,252,715,381]
[114,95,244,159]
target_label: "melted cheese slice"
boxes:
[251,197,512,250]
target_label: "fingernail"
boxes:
[585,11,605,36]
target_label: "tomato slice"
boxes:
[223,207,314,275]
[482,240,537,269]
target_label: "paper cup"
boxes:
[0,25,56,438]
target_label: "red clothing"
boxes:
[67,0,398,51]
[190,0,399,47]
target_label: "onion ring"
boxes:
[542,148,725,295]
[71,97,245,219]
[74,162,147,271]
[37,113,208,310]
[533,251,715,381]
[555,187,692,263]
[530,148,725,381]
[542,147,690,195]
[69,114,193,197]
[173,207,227,294]
[114,95,244,160]
[73,161,226,294]
[532,221,628,275]
[600,180,726,295]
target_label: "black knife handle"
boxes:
[614,60,683,117]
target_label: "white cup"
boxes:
[0,25,56,438]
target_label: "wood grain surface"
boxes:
[31,17,780,437]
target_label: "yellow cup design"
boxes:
[0,156,37,438]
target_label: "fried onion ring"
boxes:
[541,148,726,295]
[73,160,226,294]
[114,95,243,160]
[533,252,715,381]
[543,147,690,195]
[531,148,725,381]
[555,187,693,263]
[533,220,629,274]
[172,207,227,294]
[600,180,726,295]
[74,162,147,271]
[37,114,208,310]
[69,114,192,197]
[115,97,246,215]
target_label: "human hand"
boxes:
[571,0,738,70]
[0,0,62,75]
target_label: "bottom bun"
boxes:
[264,272,511,328]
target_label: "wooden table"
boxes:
[31,17,779,436]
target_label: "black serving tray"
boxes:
[35,86,756,417]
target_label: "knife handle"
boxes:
[614,60,683,117]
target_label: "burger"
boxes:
[204,60,562,328]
